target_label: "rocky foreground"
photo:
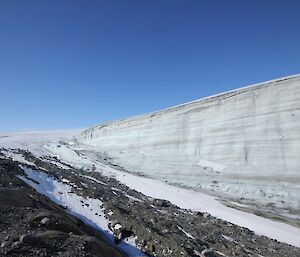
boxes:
[1,149,300,257]
[0,154,125,257]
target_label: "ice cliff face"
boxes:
[77,75,300,216]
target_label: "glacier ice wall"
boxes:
[77,75,300,215]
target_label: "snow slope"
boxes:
[76,74,300,213]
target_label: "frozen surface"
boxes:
[0,129,81,157]
[77,74,300,214]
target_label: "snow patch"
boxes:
[177,226,195,239]
[1,150,36,167]
[197,159,227,173]
[79,174,107,185]
[18,167,146,257]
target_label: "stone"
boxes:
[40,217,50,225]
[19,234,40,245]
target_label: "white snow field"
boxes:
[1,74,300,247]
[77,74,300,217]
[0,129,81,156]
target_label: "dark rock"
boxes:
[19,234,40,245]
[35,230,69,240]
[0,187,33,207]
[84,236,124,257]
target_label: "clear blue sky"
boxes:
[1,0,300,131]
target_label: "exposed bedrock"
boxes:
[77,75,300,219]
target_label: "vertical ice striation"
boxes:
[77,74,300,215]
